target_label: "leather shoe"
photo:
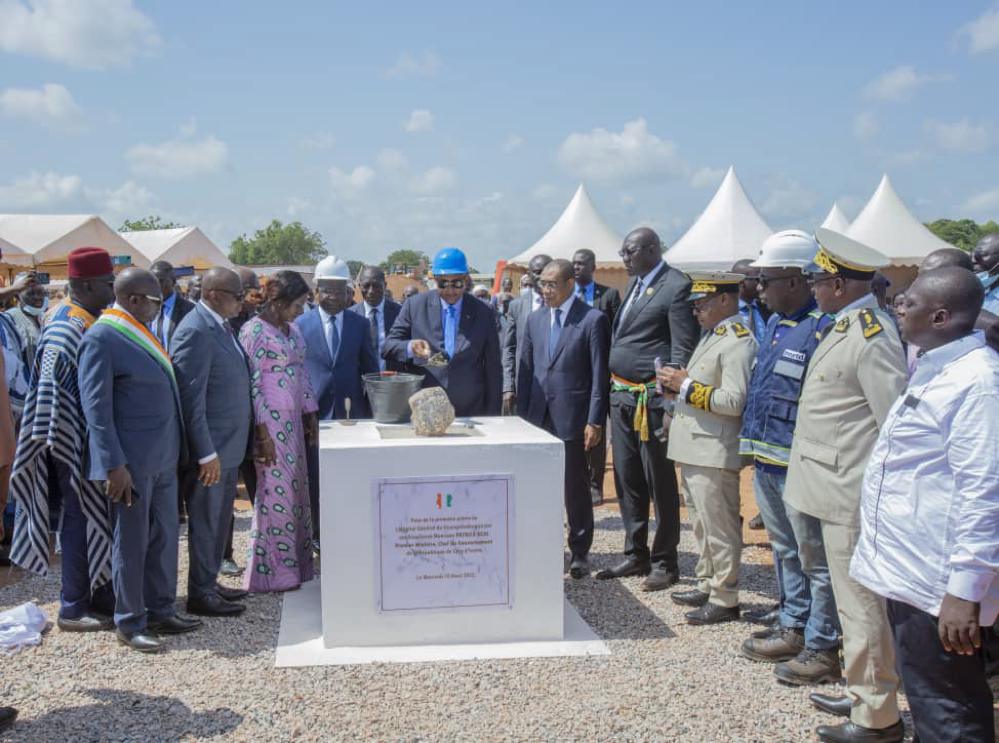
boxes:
[748,513,766,530]
[187,593,246,617]
[640,569,679,592]
[116,629,164,653]
[815,720,904,742]
[216,583,249,601]
[57,612,113,632]
[810,693,852,719]
[568,556,590,579]
[685,603,740,625]
[219,559,243,577]
[147,614,203,635]
[743,603,780,625]
[0,705,18,732]
[595,558,651,580]
[670,588,709,607]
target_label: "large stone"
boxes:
[409,387,455,436]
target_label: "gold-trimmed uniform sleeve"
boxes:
[685,381,714,411]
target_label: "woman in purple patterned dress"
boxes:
[239,271,319,593]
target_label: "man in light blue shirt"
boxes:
[973,233,999,315]
[732,259,769,342]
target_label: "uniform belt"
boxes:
[610,373,657,442]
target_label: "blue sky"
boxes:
[1,1,998,267]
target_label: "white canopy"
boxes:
[0,214,148,267]
[846,175,954,266]
[120,226,232,269]
[0,233,33,266]
[820,202,851,233]
[665,166,773,271]
[508,184,622,265]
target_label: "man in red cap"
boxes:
[8,247,119,633]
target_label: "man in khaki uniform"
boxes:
[657,272,757,625]
[783,228,907,743]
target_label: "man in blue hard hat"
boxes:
[384,247,502,416]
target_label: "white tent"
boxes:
[508,184,622,265]
[0,233,33,266]
[0,214,148,267]
[820,202,851,233]
[846,175,954,266]
[120,226,232,269]
[665,166,773,271]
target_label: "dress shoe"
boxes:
[568,556,590,579]
[219,559,243,577]
[0,706,18,732]
[685,603,740,625]
[741,627,804,663]
[774,647,842,685]
[216,583,249,600]
[810,692,852,719]
[57,612,113,632]
[743,603,780,625]
[816,720,904,743]
[640,569,679,592]
[116,629,164,653]
[670,588,709,607]
[595,558,651,580]
[748,513,766,530]
[147,614,203,635]
[186,593,246,617]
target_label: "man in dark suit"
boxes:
[572,248,621,505]
[384,247,502,416]
[150,261,195,348]
[518,259,609,578]
[349,265,403,372]
[79,268,201,653]
[171,268,252,617]
[501,254,551,415]
[595,227,699,592]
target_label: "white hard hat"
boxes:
[751,230,819,270]
[315,255,352,281]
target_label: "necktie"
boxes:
[621,281,643,320]
[369,307,380,357]
[444,305,457,357]
[328,316,340,361]
[155,308,166,345]
[548,308,562,360]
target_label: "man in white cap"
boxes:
[784,228,907,743]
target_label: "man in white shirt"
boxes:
[349,265,402,372]
[850,267,998,743]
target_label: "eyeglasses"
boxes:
[436,278,466,289]
[758,276,795,289]
[130,293,162,305]
[537,280,566,290]
[216,288,246,301]
[618,244,642,258]
[806,275,838,287]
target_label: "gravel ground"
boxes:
[0,498,981,742]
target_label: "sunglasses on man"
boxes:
[436,278,466,290]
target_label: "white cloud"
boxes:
[98,179,154,216]
[962,187,999,214]
[0,83,82,129]
[0,0,160,69]
[404,109,434,133]
[301,132,335,150]
[329,165,375,197]
[384,50,441,79]
[689,166,725,188]
[853,111,880,141]
[0,170,82,209]
[532,184,558,201]
[411,166,456,195]
[286,196,311,217]
[862,65,951,102]
[126,123,228,180]
[557,118,687,183]
[502,134,523,153]
[376,148,409,171]
[961,4,999,54]
[925,119,989,152]
[761,179,817,220]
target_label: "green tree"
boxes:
[346,260,365,277]
[228,220,328,265]
[380,249,429,273]
[925,218,999,252]
[119,215,182,231]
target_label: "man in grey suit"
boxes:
[501,253,551,415]
[79,268,201,653]
[171,268,252,617]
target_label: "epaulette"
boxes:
[859,309,883,339]
[686,381,713,412]
[777,318,799,327]
[731,321,751,338]
[834,317,850,333]
[713,325,727,336]
[807,310,823,319]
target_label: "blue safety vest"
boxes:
[739,299,830,468]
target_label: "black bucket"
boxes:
[363,372,424,424]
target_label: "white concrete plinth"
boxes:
[318,416,565,648]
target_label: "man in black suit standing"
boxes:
[572,249,621,505]
[595,228,698,591]
[350,265,403,372]
[150,261,195,348]
[501,254,551,415]
[518,259,609,579]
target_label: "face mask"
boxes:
[22,298,48,317]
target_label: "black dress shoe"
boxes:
[0,706,18,732]
[816,720,904,742]
[568,556,590,579]
[147,614,203,635]
[640,569,679,592]
[743,603,780,625]
[187,593,246,617]
[595,558,651,580]
[685,603,740,625]
[670,588,710,607]
[748,513,766,530]
[116,629,164,653]
[810,693,852,719]
[219,559,243,577]
[216,583,249,601]
[57,612,113,632]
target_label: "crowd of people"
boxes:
[0,229,997,741]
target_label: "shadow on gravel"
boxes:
[566,564,677,641]
[5,688,242,741]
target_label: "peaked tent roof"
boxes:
[508,184,622,265]
[845,175,954,266]
[0,233,33,266]
[120,226,233,269]
[665,167,773,271]
[820,202,851,233]
[0,214,149,267]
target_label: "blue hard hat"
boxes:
[431,247,468,276]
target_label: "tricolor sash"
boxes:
[95,307,175,379]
